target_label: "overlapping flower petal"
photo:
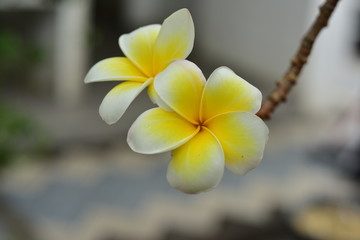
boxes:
[128,108,199,154]
[154,60,205,124]
[147,83,172,111]
[119,25,161,77]
[205,111,269,175]
[167,128,224,194]
[86,7,269,194]
[129,59,269,193]
[86,9,195,125]
[200,67,262,121]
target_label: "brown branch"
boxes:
[257,0,341,120]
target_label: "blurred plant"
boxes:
[0,30,44,88]
[0,104,50,171]
[0,28,47,240]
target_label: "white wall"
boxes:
[196,0,310,84]
[300,0,360,117]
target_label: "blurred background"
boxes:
[0,0,359,239]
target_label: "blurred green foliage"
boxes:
[0,104,49,170]
[0,30,44,87]
[0,30,43,63]
[0,31,49,170]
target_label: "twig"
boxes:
[257,0,341,120]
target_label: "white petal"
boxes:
[119,24,161,77]
[154,60,206,124]
[84,57,147,83]
[153,8,195,73]
[127,108,199,154]
[200,66,262,121]
[99,79,151,124]
[167,127,224,194]
[206,111,269,175]
[147,83,173,111]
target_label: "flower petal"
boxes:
[153,8,195,73]
[205,112,269,175]
[84,57,147,83]
[119,24,161,77]
[147,83,172,112]
[200,67,262,122]
[127,108,199,154]
[167,128,224,194]
[99,78,151,125]
[154,60,206,124]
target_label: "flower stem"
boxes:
[256,0,341,120]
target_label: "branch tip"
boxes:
[257,0,341,120]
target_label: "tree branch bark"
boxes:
[256,0,341,120]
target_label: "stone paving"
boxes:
[0,139,356,240]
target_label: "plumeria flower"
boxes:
[127,60,269,194]
[84,9,194,124]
